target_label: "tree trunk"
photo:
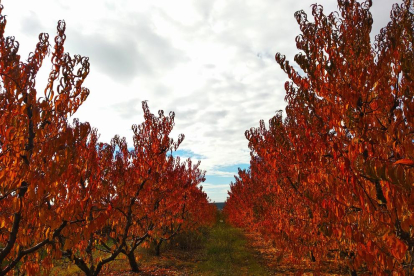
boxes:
[310,251,316,262]
[126,250,140,273]
[154,240,163,257]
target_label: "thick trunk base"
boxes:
[127,251,140,273]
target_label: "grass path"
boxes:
[51,214,272,275]
[195,219,270,276]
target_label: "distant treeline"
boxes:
[213,202,225,210]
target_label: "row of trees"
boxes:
[225,0,414,275]
[0,4,215,276]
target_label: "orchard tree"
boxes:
[56,102,208,275]
[52,127,117,276]
[226,0,414,274]
[0,2,90,274]
[275,0,414,273]
[118,102,186,272]
[118,105,214,271]
[0,2,215,275]
[148,157,207,257]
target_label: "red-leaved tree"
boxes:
[225,1,414,274]
[0,3,90,273]
[0,4,215,275]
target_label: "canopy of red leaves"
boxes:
[225,0,414,275]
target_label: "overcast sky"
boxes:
[2,0,401,202]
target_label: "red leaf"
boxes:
[394,159,414,166]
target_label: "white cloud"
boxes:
[1,0,401,201]
[200,183,231,202]
[206,171,236,178]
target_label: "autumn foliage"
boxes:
[225,0,414,275]
[0,4,214,276]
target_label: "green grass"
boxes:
[50,213,271,275]
[196,214,270,276]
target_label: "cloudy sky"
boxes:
[2,0,400,202]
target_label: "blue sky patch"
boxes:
[201,163,250,202]
[214,163,250,173]
[172,149,206,160]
